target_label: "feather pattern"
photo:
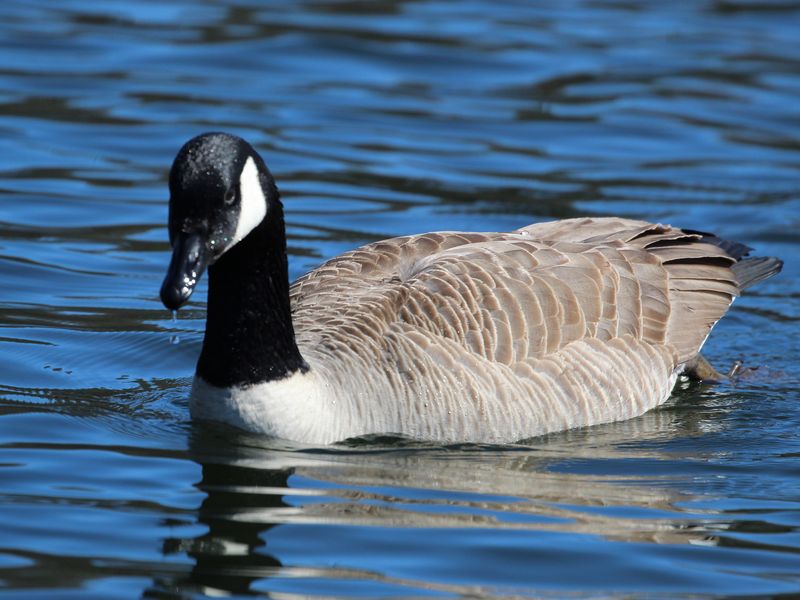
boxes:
[244,216,777,443]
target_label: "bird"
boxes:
[160,132,782,445]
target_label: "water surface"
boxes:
[1,0,799,597]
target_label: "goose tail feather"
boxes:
[732,256,783,291]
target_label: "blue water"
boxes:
[1,1,799,597]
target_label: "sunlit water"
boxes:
[1,1,799,598]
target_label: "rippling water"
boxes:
[1,1,799,597]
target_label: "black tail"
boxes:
[684,228,782,292]
[732,256,783,291]
[682,228,753,260]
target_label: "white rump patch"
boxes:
[232,156,267,245]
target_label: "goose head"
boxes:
[160,132,279,310]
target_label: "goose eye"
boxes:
[224,188,236,205]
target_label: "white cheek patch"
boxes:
[232,156,267,245]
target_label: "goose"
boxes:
[160,132,782,444]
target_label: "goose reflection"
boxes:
[156,392,731,597]
[158,428,291,596]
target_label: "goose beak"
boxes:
[160,232,208,310]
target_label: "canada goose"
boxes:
[161,132,782,444]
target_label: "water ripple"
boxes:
[1,0,799,597]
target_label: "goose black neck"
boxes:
[197,199,308,388]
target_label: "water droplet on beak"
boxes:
[169,310,180,344]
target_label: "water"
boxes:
[1,0,798,597]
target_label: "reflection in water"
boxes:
[154,428,291,596]
[154,405,728,597]
[4,381,796,597]
[162,448,289,595]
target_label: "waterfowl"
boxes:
[161,132,782,444]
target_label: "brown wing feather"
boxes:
[291,217,778,386]
[282,218,781,441]
[515,217,757,362]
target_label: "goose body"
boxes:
[161,133,782,444]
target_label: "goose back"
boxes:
[281,217,776,442]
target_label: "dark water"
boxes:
[1,0,799,597]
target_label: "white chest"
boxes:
[189,371,344,443]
